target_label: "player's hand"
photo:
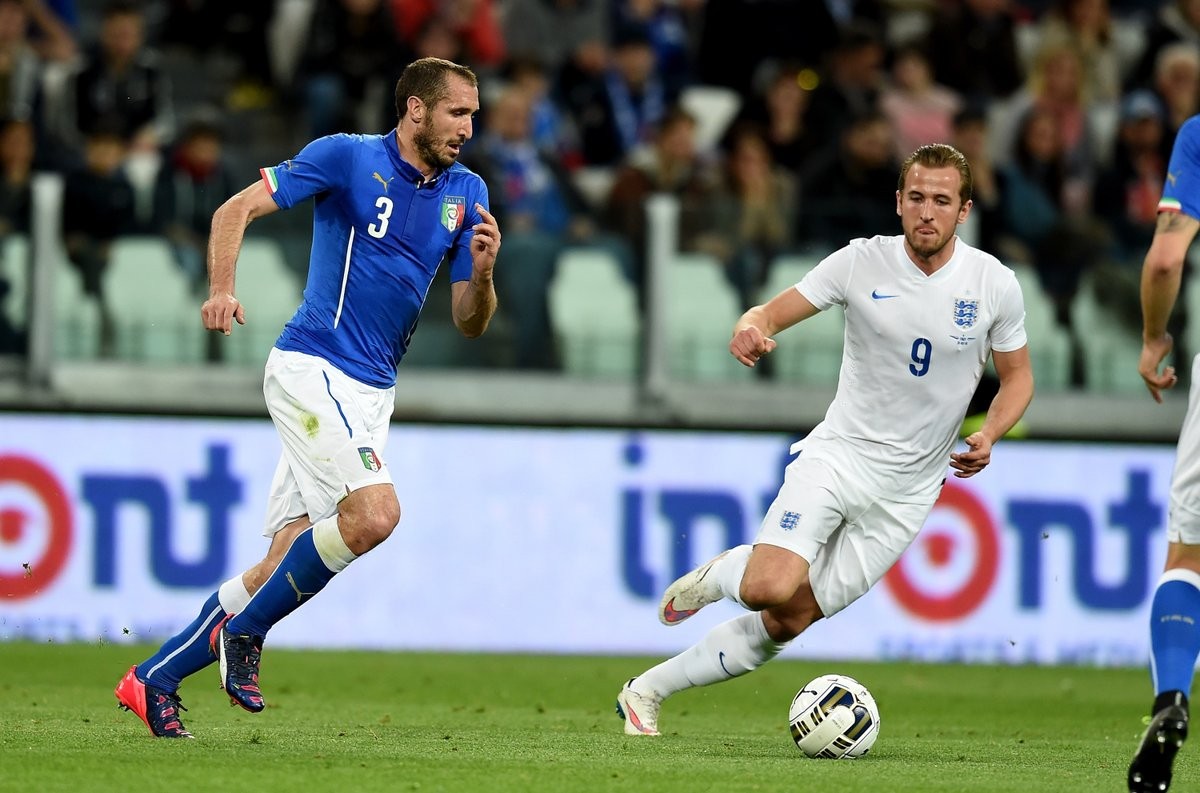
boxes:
[730,325,777,367]
[949,432,992,478]
[470,204,501,276]
[1139,333,1178,404]
[202,292,245,335]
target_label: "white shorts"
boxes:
[755,453,937,617]
[1169,356,1200,544]
[261,348,395,537]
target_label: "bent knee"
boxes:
[763,606,822,642]
[343,499,401,552]
[740,578,796,611]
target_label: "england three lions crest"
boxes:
[952,297,979,329]
[441,196,466,231]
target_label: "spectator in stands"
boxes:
[465,84,631,369]
[708,122,798,308]
[997,105,1109,352]
[952,105,1004,253]
[802,19,886,153]
[727,59,822,174]
[603,104,720,305]
[503,54,582,167]
[151,114,237,293]
[297,0,410,138]
[1127,0,1200,91]
[0,0,58,124]
[0,116,32,238]
[995,38,1101,191]
[391,0,505,73]
[66,0,172,151]
[1092,89,1178,344]
[0,115,31,356]
[1028,0,1136,105]
[610,0,702,97]
[1095,90,1168,268]
[796,110,898,252]
[501,0,609,110]
[1151,41,1200,160]
[62,122,136,356]
[565,22,674,167]
[879,42,962,162]
[503,0,605,71]
[926,0,1023,105]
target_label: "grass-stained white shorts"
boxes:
[261,348,395,536]
[756,452,938,617]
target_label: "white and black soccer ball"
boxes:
[788,674,880,759]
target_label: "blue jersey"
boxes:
[1160,115,1200,220]
[261,132,489,387]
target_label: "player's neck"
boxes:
[903,236,957,276]
[394,128,436,182]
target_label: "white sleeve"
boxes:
[796,246,853,311]
[989,274,1028,352]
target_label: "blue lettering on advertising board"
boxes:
[84,444,243,588]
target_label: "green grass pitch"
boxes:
[0,641,1187,792]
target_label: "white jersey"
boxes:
[794,234,1026,499]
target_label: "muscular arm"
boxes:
[1139,211,1200,401]
[451,274,497,338]
[451,203,501,338]
[729,286,821,367]
[201,180,280,334]
[949,345,1034,478]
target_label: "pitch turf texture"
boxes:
[0,642,1185,793]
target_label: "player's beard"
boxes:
[905,224,954,261]
[413,117,460,171]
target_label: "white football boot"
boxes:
[615,679,662,736]
[657,550,730,626]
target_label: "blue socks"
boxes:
[225,528,336,639]
[1150,569,1200,698]
[137,591,225,693]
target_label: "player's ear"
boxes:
[895,190,902,217]
[407,95,423,123]
[957,198,973,224]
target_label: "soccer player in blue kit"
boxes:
[1130,114,1200,792]
[113,57,501,738]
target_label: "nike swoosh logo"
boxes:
[871,290,898,300]
[662,597,699,624]
[719,651,732,677]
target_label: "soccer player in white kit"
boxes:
[616,143,1035,736]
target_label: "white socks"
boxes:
[713,544,753,607]
[312,515,357,573]
[218,575,251,614]
[636,612,788,699]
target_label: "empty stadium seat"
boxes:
[1071,270,1146,394]
[663,253,751,381]
[548,248,640,378]
[106,236,204,363]
[756,255,844,386]
[1010,263,1075,391]
[678,85,742,153]
[224,236,302,368]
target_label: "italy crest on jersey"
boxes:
[441,196,466,231]
[952,297,979,329]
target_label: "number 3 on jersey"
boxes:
[909,337,931,376]
[368,196,394,238]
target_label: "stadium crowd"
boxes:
[0,0,1193,384]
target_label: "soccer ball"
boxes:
[788,674,880,759]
